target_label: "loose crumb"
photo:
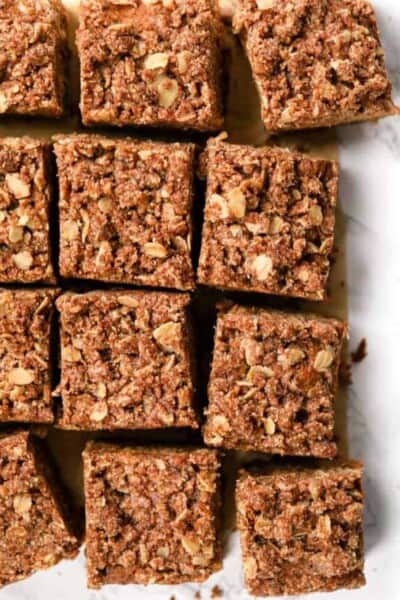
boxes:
[211,585,223,598]
[351,339,368,363]
[194,592,201,599]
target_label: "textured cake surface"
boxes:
[233,0,397,132]
[83,443,221,588]
[236,462,365,596]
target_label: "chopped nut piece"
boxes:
[62,345,82,363]
[177,51,190,74]
[317,514,332,537]
[210,194,229,218]
[144,52,169,70]
[6,174,30,199]
[63,221,80,241]
[83,443,221,587]
[143,242,168,258]
[157,76,179,108]
[269,216,284,234]
[247,365,274,381]
[256,0,274,8]
[280,347,305,366]
[153,322,181,353]
[12,251,33,271]
[117,295,139,308]
[98,198,112,212]
[8,367,35,386]
[252,255,273,281]
[90,403,108,422]
[309,479,320,500]
[0,92,8,113]
[227,188,246,218]
[264,417,275,435]
[181,536,200,556]
[8,226,24,243]
[310,205,323,226]
[243,556,258,579]
[314,347,335,371]
[13,493,32,514]
[96,383,107,399]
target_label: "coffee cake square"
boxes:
[204,304,347,458]
[236,462,365,596]
[56,290,198,430]
[77,0,223,131]
[198,137,339,300]
[54,134,195,290]
[83,443,221,587]
[0,289,58,423]
[233,0,397,132]
[0,0,68,117]
[0,431,80,587]
[0,137,55,283]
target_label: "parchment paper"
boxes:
[0,1,349,597]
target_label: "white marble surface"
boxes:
[2,1,400,599]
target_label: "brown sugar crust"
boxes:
[0,0,68,118]
[204,304,347,458]
[83,442,222,588]
[0,289,58,424]
[54,134,195,290]
[197,137,338,300]
[233,0,398,133]
[77,0,224,131]
[0,137,55,283]
[56,290,198,430]
[236,462,365,596]
[0,431,80,587]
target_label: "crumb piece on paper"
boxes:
[211,585,223,598]
[351,338,367,363]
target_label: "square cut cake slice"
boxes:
[77,0,223,131]
[0,431,80,587]
[0,288,58,424]
[233,0,398,132]
[54,134,195,290]
[236,462,365,596]
[204,304,347,458]
[83,442,222,588]
[0,0,68,117]
[56,290,198,430]
[198,137,339,300]
[0,137,55,283]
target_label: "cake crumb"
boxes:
[211,585,223,598]
[194,592,201,599]
[351,339,368,363]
